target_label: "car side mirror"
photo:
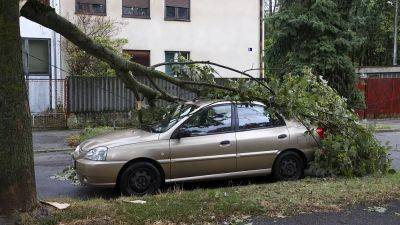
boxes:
[175,128,191,139]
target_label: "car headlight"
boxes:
[84,146,108,161]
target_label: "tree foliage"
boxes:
[64,15,127,77]
[265,0,364,108]
[350,0,396,66]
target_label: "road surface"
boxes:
[34,132,400,199]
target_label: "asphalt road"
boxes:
[34,131,400,199]
[251,200,400,225]
[34,152,119,199]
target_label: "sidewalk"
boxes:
[33,129,81,152]
[362,119,400,132]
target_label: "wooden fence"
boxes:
[357,78,400,118]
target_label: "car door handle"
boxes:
[219,140,231,146]
[278,134,287,139]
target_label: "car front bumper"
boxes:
[74,158,126,187]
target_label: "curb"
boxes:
[375,129,400,133]
[34,148,74,153]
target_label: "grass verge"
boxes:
[22,173,400,225]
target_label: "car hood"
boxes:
[80,129,160,150]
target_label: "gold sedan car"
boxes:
[73,100,321,195]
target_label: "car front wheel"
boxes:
[273,151,304,181]
[119,162,162,196]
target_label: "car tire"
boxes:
[273,151,304,181]
[119,162,162,196]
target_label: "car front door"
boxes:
[235,104,289,172]
[169,103,236,180]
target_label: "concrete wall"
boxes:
[60,0,263,78]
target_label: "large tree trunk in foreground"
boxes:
[0,0,37,217]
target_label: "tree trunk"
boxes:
[0,0,37,217]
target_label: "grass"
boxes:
[373,124,395,131]
[66,126,115,147]
[22,173,400,225]
[362,123,400,132]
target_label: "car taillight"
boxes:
[316,127,324,139]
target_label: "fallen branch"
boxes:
[20,0,246,101]
[151,61,275,94]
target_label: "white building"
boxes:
[20,0,62,113]
[60,0,264,78]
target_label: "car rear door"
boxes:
[235,103,290,172]
[169,103,237,180]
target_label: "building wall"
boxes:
[60,0,263,78]
[20,0,62,113]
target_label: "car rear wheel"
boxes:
[273,151,304,181]
[119,162,162,196]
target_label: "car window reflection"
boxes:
[182,104,232,136]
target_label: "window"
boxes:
[76,0,106,15]
[22,39,50,76]
[165,0,190,21]
[151,103,199,133]
[124,50,151,67]
[236,104,285,131]
[181,104,232,136]
[122,0,150,18]
[165,51,190,75]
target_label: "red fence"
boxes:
[357,78,400,118]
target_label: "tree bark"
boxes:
[0,0,37,217]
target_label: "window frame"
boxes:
[164,51,190,76]
[164,0,190,22]
[234,103,286,132]
[122,0,150,19]
[171,103,235,138]
[75,0,107,16]
[21,38,52,78]
[123,49,151,67]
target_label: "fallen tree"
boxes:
[19,0,390,177]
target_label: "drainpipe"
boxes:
[394,0,398,66]
[259,0,264,78]
[52,0,58,108]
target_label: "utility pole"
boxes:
[394,0,399,65]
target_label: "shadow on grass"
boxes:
[75,175,276,200]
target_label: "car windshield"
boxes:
[145,103,199,133]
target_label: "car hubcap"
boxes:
[280,157,298,178]
[129,168,153,193]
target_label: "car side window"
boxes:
[181,104,232,136]
[237,104,284,131]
